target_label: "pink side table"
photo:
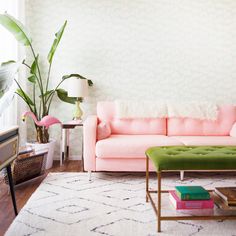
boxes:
[60,120,84,170]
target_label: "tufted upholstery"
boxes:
[168,105,236,136]
[146,146,236,171]
[97,101,166,135]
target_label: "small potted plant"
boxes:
[0,13,92,168]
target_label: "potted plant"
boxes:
[0,13,92,168]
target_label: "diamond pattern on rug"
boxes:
[5,172,236,236]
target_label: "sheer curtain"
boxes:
[0,1,19,129]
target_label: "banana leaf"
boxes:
[15,88,34,106]
[62,73,93,86]
[47,21,67,63]
[30,55,38,74]
[27,75,36,84]
[0,13,32,46]
[56,88,77,104]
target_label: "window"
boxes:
[0,1,19,128]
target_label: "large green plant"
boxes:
[0,13,91,143]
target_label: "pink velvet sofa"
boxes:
[83,102,236,173]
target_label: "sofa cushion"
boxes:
[97,101,166,135]
[173,136,236,146]
[96,135,183,158]
[168,105,236,136]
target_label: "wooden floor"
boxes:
[0,160,82,236]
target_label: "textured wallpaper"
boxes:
[24,0,236,160]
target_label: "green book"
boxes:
[175,186,210,200]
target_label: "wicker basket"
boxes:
[4,151,48,185]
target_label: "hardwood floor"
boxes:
[0,160,82,236]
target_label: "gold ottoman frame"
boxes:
[145,156,236,233]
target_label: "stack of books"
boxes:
[215,187,236,207]
[169,186,214,210]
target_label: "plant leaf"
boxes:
[1,60,16,66]
[47,20,67,63]
[39,90,54,99]
[0,13,32,46]
[28,75,36,83]
[62,73,87,80]
[30,55,38,74]
[62,73,93,86]
[15,88,34,106]
[56,88,77,104]
[88,79,93,87]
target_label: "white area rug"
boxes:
[6,172,236,236]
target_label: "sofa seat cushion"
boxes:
[96,135,183,158]
[173,136,236,146]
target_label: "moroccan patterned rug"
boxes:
[5,172,236,236]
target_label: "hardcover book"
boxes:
[175,186,210,200]
[215,187,236,206]
[169,191,214,209]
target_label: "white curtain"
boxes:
[0,1,19,129]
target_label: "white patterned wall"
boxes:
[24,0,236,159]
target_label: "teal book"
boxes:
[175,186,210,200]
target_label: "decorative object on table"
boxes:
[169,190,214,210]
[215,187,236,206]
[175,186,210,200]
[0,13,87,168]
[0,126,19,216]
[60,120,83,168]
[64,74,93,120]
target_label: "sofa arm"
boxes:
[83,115,98,171]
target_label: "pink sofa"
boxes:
[83,102,236,172]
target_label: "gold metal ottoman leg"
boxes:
[146,156,149,202]
[157,171,161,232]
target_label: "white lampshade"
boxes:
[67,78,88,97]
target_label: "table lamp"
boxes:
[67,78,88,120]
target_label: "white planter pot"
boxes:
[27,139,56,170]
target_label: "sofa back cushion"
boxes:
[168,105,236,136]
[97,101,166,135]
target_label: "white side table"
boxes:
[60,120,84,170]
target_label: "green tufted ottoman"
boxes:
[145,146,236,232]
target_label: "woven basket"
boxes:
[4,151,47,185]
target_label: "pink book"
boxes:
[169,191,214,210]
